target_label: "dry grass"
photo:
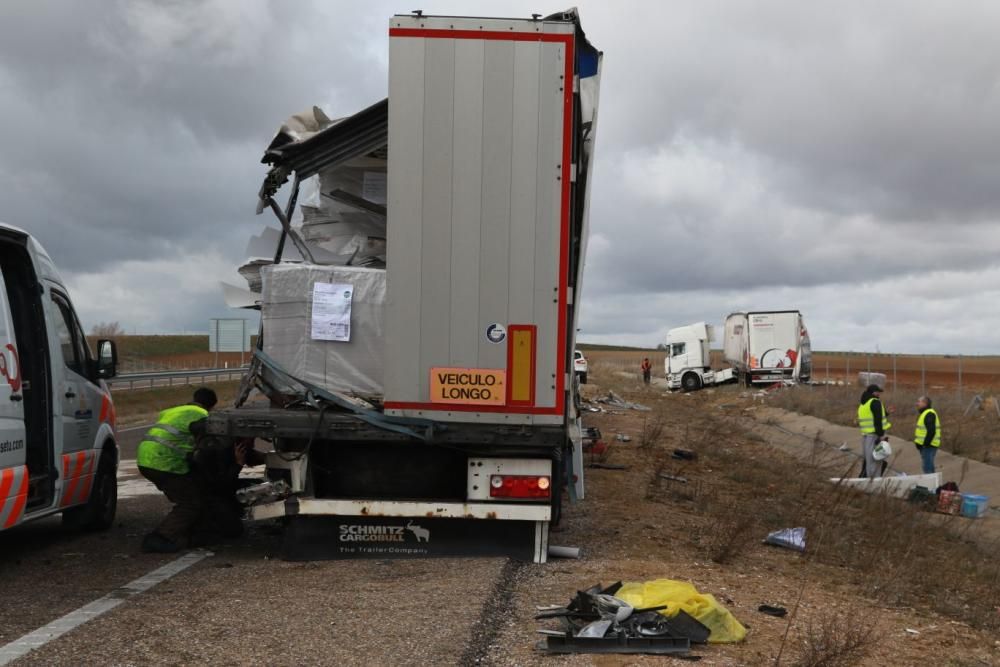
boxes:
[112,380,243,426]
[637,413,667,449]
[769,384,1000,465]
[788,611,878,667]
[588,367,1000,635]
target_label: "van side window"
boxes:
[51,294,88,375]
[671,343,686,356]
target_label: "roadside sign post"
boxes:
[921,355,926,394]
[958,354,963,402]
[209,319,252,368]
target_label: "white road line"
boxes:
[0,550,212,666]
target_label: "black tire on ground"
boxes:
[62,449,118,531]
[681,372,702,392]
[579,373,587,385]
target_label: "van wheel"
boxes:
[63,451,117,531]
[681,373,702,392]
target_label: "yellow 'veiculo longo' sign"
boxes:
[430,368,506,405]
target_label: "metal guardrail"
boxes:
[109,367,248,391]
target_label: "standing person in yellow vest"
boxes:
[857,383,892,478]
[137,387,217,553]
[914,396,941,474]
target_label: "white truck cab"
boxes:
[663,322,735,391]
[0,224,119,533]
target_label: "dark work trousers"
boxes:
[191,447,246,541]
[138,466,206,544]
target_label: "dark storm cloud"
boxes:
[0,0,387,275]
[1,0,998,351]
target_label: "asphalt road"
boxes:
[0,426,518,666]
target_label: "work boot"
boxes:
[141,532,181,553]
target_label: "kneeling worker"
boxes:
[137,387,218,553]
[914,396,941,474]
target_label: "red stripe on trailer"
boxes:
[389,27,572,44]
[386,26,575,417]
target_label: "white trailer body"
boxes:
[210,9,602,563]
[663,322,735,391]
[724,311,811,384]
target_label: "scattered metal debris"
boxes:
[659,474,688,484]
[615,433,632,442]
[589,463,627,471]
[672,449,698,461]
[758,604,788,617]
[764,527,806,552]
[596,391,652,412]
[535,582,717,656]
[547,545,581,559]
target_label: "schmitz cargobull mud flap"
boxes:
[282,515,547,562]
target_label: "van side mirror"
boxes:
[97,339,118,379]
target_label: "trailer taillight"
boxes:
[489,474,551,499]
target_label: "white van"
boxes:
[0,224,119,533]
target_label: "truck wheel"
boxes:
[62,451,118,531]
[681,373,702,392]
[579,373,587,385]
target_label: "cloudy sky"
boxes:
[2,1,999,353]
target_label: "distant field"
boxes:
[583,348,1000,390]
[88,335,257,372]
[101,335,1000,389]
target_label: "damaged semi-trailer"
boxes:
[206,10,602,562]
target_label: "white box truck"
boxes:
[0,224,120,535]
[663,322,736,391]
[206,9,601,562]
[724,311,812,385]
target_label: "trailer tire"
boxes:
[681,372,702,392]
[62,449,117,531]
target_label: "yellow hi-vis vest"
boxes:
[857,398,891,435]
[915,408,941,448]
[136,404,208,474]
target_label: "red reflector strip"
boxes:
[489,475,551,499]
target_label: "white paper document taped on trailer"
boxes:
[311,283,353,341]
[362,171,387,205]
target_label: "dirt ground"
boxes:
[485,367,1000,666]
[5,363,999,665]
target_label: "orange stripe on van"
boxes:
[61,452,87,507]
[99,394,117,430]
[3,471,29,529]
[75,454,98,505]
[0,467,14,504]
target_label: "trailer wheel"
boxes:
[681,372,702,392]
[62,449,117,531]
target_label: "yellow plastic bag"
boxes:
[616,579,747,644]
